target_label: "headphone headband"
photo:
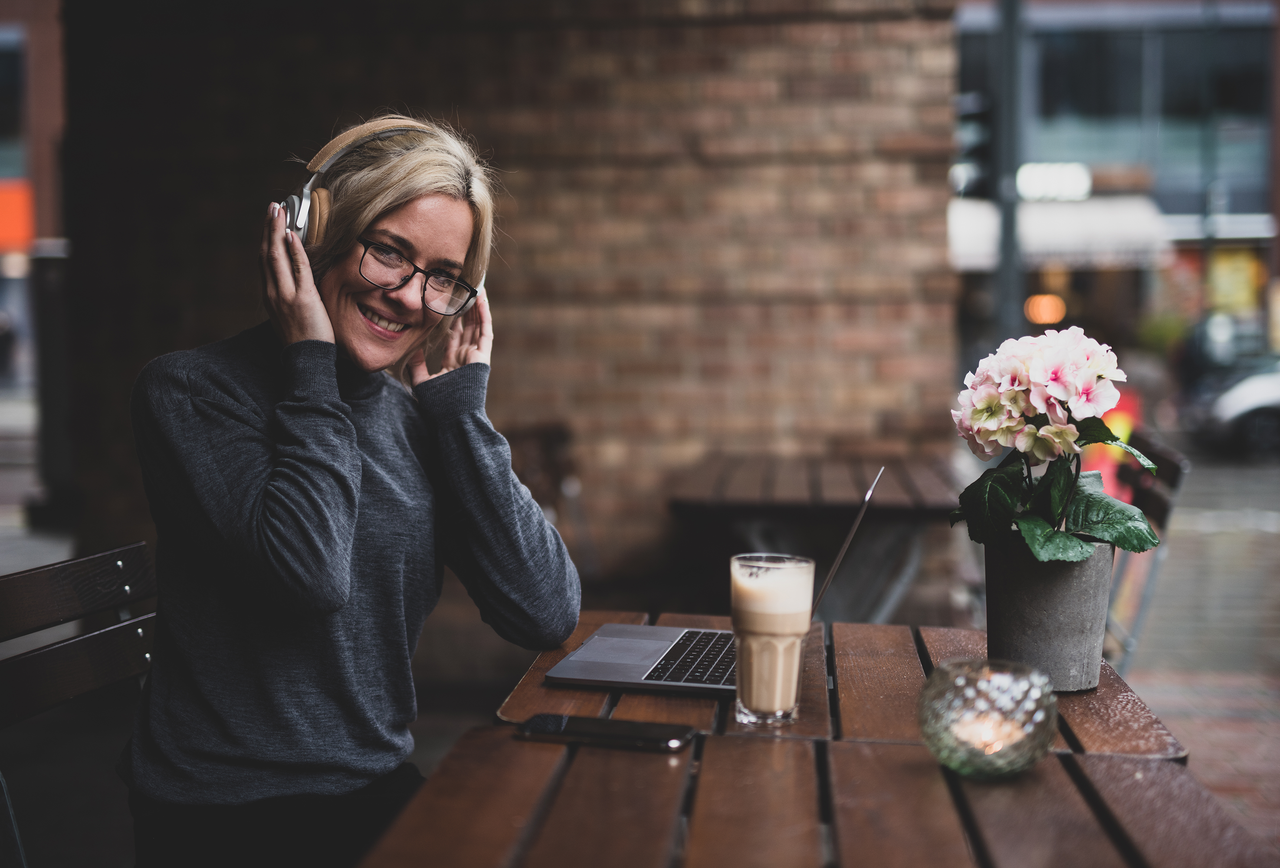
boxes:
[305,119,434,174]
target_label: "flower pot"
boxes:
[984,540,1114,692]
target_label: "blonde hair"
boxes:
[302,114,495,384]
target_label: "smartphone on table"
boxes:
[516,714,696,753]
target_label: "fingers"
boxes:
[260,200,334,345]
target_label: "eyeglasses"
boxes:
[356,238,477,317]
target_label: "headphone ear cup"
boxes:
[281,194,303,235]
[306,188,331,248]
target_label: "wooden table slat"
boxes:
[610,614,726,731]
[362,727,565,868]
[683,736,824,868]
[858,459,914,509]
[817,459,861,505]
[833,623,926,742]
[917,625,986,667]
[722,456,769,503]
[828,742,975,867]
[521,746,694,868]
[906,461,961,510]
[724,622,832,740]
[497,611,649,723]
[771,457,811,504]
[961,755,1129,868]
[1054,661,1188,760]
[1074,754,1277,868]
[669,454,731,502]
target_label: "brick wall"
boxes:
[62,2,957,577]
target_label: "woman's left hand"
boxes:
[409,286,493,386]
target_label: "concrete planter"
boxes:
[984,540,1115,692]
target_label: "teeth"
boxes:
[361,306,406,333]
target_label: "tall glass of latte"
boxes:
[730,553,815,726]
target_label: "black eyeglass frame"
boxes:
[355,237,477,317]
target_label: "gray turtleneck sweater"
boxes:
[121,322,580,805]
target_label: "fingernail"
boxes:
[285,229,292,242]
[270,202,279,217]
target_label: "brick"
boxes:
[700,75,782,102]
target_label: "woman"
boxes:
[121,115,581,866]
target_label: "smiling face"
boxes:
[318,193,474,374]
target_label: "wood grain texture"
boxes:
[724,622,831,740]
[610,613,725,731]
[1074,754,1278,868]
[683,736,824,868]
[961,756,1128,868]
[0,541,153,639]
[862,460,913,509]
[818,460,862,504]
[362,727,565,868]
[497,611,648,723]
[772,457,811,504]
[723,456,768,503]
[1054,661,1188,759]
[833,623,925,742]
[522,746,693,868]
[918,626,986,668]
[828,742,975,868]
[906,461,961,510]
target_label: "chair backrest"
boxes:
[0,541,155,867]
[1107,431,1190,675]
[1115,429,1192,532]
[0,541,156,729]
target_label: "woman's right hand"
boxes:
[260,202,335,345]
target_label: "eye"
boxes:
[426,270,459,289]
[367,242,406,267]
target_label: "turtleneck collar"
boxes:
[335,351,386,401]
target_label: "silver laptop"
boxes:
[546,468,883,697]
[544,623,737,695]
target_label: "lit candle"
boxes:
[950,711,1028,755]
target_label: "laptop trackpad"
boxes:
[573,637,671,666]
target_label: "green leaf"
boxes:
[1072,418,1157,473]
[949,507,966,527]
[1114,441,1157,473]
[1014,514,1097,562]
[1064,472,1160,553]
[1029,456,1075,527]
[956,464,1025,544]
[1074,416,1118,448]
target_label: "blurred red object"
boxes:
[0,178,33,252]
[1081,388,1142,503]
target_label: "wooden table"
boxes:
[362,612,1273,868]
[668,455,961,621]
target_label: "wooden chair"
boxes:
[1105,430,1191,676]
[0,542,155,867]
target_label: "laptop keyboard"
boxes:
[643,630,736,686]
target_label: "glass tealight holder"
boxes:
[917,658,1058,778]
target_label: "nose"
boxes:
[382,274,426,311]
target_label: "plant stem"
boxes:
[1058,453,1082,530]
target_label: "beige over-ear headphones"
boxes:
[280,117,484,315]
[280,118,433,248]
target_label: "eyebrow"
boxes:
[369,229,465,272]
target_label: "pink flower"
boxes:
[1067,375,1120,420]
[953,409,1001,459]
[1028,350,1079,404]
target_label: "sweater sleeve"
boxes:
[132,340,361,613]
[414,364,580,649]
